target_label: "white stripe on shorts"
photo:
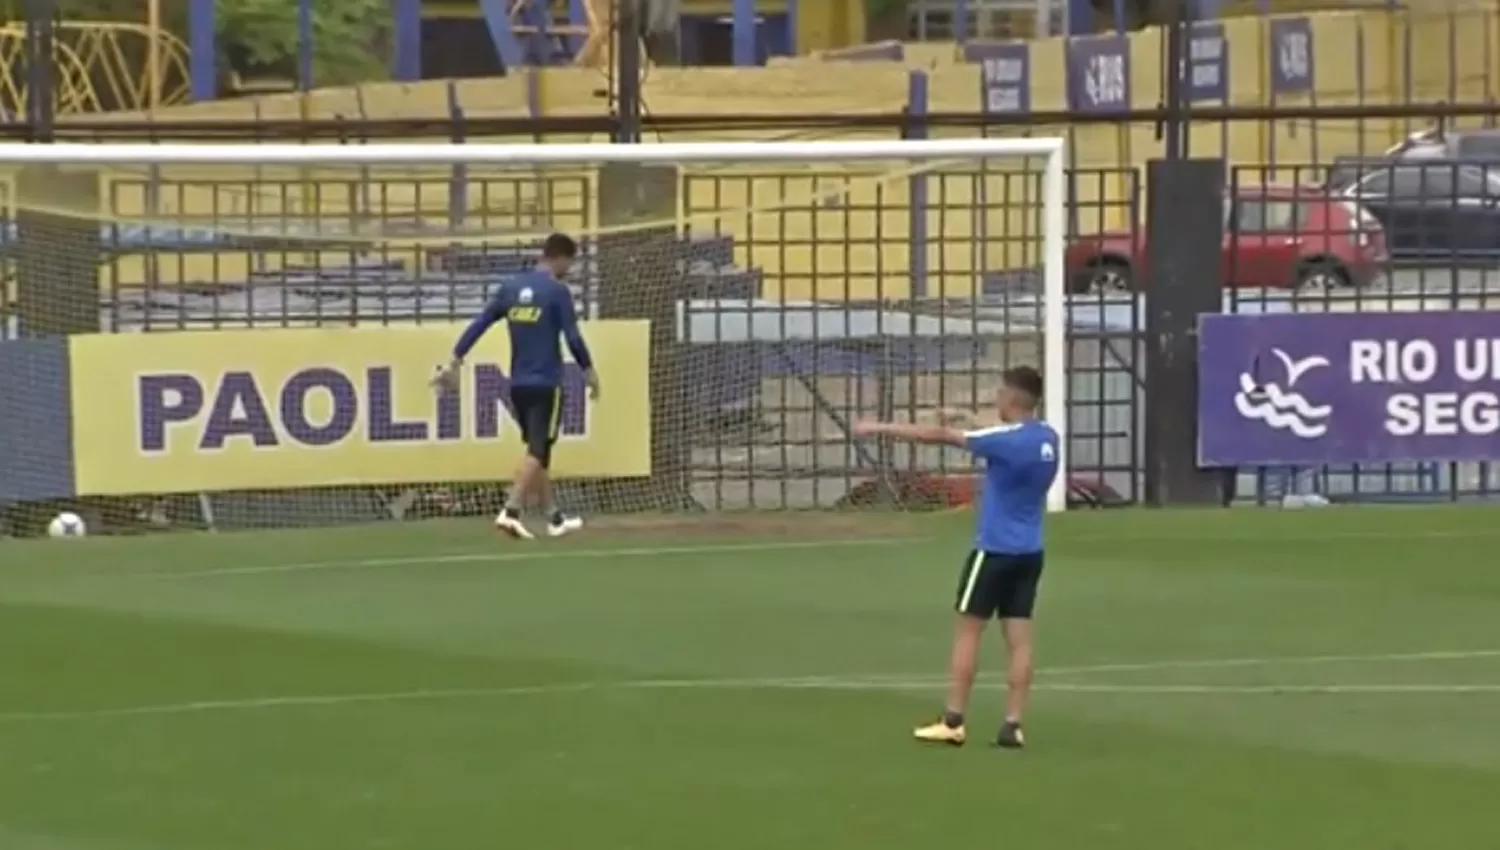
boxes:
[956,550,986,613]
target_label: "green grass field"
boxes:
[2,506,1498,849]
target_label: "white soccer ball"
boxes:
[47,512,87,539]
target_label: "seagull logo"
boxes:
[1233,348,1333,439]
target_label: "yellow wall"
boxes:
[796,0,866,53]
[424,0,796,17]
[421,0,864,53]
[39,5,1500,300]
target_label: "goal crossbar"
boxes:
[0,137,1069,512]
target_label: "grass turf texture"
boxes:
[1,507,1498,849]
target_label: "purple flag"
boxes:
[1066,35,1130,113]
[1269,17,1314,95]
[964,42,1030,115]
[1183,22,1228,103]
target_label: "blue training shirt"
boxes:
[964,419,1060,554]
[452,269,594,389]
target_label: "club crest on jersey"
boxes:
[509,286,542,323]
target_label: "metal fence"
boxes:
[6,3,1500,523]
[7,139,1500,525]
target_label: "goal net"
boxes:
[0,139,1067,536]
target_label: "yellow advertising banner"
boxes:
[67,322,651,496]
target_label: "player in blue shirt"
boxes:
[853,365,1059,750]
[434,233,600,540]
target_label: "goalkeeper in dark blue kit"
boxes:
[433,233,600,540]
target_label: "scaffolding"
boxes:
[0,21,189,116]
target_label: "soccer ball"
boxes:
[47,512,87,539]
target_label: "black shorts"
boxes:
[509,386,563,463]
[954,550,1044,620]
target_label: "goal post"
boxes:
[0,136,1070,534]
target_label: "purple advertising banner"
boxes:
[1198,312,1500,467]
[964,41,1030,115]
[1066,35,1130,113]
[0,338,76,501]
[1269,17,1314,95]
[1183,22,1228,103]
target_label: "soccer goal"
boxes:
[0,137,1068,535]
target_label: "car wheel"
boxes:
[1071,259,1133,294]
[1295,262,1351,293]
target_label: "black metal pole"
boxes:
[614,0,644,143]
[1161,0,1188,160]
[1142,157,1226,507]
[24,0,56,141]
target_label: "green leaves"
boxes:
[216,0,392,86]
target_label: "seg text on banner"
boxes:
[67,322,651,495]
[1198,312,1500,467]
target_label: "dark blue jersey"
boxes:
[452,269,593,388]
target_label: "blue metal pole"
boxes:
[391,0,422,81]
[785,0,798,55]
[526,69,542,120]
[353,85,373,216]
[519,0,554,65]
[478,0,527,70]
[1067,0,1093,35]
[187,0,216,100]
[732,0,757,66]
[906,70,929,300]
[567,0,589,58]
[297,0,314,90]
[447,80,468,228]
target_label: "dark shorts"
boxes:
[509,386,563,465]
[954,550,1044,620]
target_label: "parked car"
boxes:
[1380,126,1500,162]
[1324,128,1500,190]
[1327,161,1500,259]
[1065,187,1387,293]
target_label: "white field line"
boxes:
[140,523,1500,581]
[799,649,1500,683]
[690,680,1500,696]
[3,678,1498,723]
[1037,683,1500,695]
[0,676,847,721]
[1013,648,1500,678]
[4,647,1500,722]
[152,538,914,580]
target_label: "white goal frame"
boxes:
[0,138,1069,512]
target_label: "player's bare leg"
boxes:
[996,617,1034,748]
[533,470,550,511]
[914,614,986,746]
[533,466,583,537]
[496,455,542,539]
[944,614,986,716]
